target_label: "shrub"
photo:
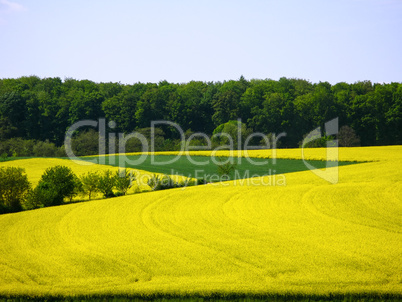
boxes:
[0,138,35,157]
[32,140,59,157]
[70,129,100,156]
[23,183,52,210]
[37,165,79,206]
[0,138,62,158]
[300,132,336,148]
[0,167,31,213]
[80,171,101,200]
[215,156,237,180]
[147,174,180,191]
[114,169,135,195]
[122,127,165,152]
[195,177,207,185]
[67,175,83,202]
[97,170,116,198]
[0,153,7,161]
[212,120,252,148]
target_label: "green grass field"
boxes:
[82,154,356,182]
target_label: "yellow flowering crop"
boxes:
[0,146,401,296]
[0,158,190,196]
[124,145,402,162]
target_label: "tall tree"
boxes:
[212,79,248,127]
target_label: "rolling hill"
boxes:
[0,146,401,297]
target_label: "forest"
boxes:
[0,76,401,156]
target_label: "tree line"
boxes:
[0,165,194,214]
[0,165,132,214]
[0,76,401,151]
[1,160,220,214]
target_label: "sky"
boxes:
[0,0,401,85]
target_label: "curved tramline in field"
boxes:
[0,146,401,298]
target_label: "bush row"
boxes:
[0,166,136,214]
[0,166,198,215]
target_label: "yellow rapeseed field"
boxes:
[0,158,189,196]
[0,146,401,296]
[124,145,402,162]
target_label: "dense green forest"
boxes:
[0,76,401,155]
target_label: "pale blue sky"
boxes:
[0,0,401,84]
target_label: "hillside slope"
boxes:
[0,147,401,296]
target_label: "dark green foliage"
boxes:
[70,129,100,156]
[0,92,26,139]
[32,140,61,157]
[37,166,80,206]
[215,157,237,180]
[338,125,361,147]
[0,167,30,213]
[25,166,82,208]
[97,170,116,198]
[0,153,7,161]
[0,76,401,149]
[212,79,248,127]
[67,174,84,202]
[195,177,207,185]
[212,120,253,148]
[147,174,181,191]
[122,127,165,152]
[301,134,337,148]
[23,182,53,209]
[0,137,63,158]
[80,169,136,199]
[80,171,101,200]
[114,169,135,195]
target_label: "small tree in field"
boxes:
[67,175,83,202]
[80,171,100,200]
[114,169,135,195]
[23,182,52,210]
[37,165,79,206]
[97,170,116,198]
[215,157,237,180]
[0,167,30,213]
[147,174,179,191]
